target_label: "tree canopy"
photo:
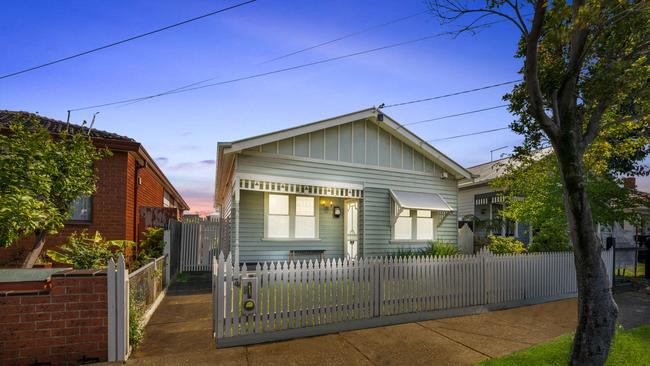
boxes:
[0,114,108,266]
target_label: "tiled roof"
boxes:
[0,110,134,141]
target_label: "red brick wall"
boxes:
[0,270,108,365]
[125,154,165,243]
[0,149,180,266]
[0,153,130,266]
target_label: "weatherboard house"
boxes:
[214,108,473,263]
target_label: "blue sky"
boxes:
[2,1,646,213]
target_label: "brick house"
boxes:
[0,111,189,266]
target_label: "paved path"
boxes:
[121,275,649,366]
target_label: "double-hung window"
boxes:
[393,209,435,241]
[69,195,92,221]
[265,194,318,239]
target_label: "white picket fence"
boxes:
[107,254,169,361]
[212,248,614,347]
[107,255,129,361]
[180,220,219,272]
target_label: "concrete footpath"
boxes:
[122,275,589,366]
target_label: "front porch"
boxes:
[228,174,454,264]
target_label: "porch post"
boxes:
[234,177,241,265]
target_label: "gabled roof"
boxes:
[459,148,553,189]
[218,107,473,180]
[0,110,134,141]
[1,110,189,210]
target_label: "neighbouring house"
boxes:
[458,155,532,245]
[214,108,472,263]
[459,154,650,253]
[0,110,189,266]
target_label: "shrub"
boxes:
[527,239,572,253]
[394,247,418,258]
[420,241,460,257]
[128,294,145,348]
[487,235,527,254]
[46,230,134,269]
[131,227,165,269]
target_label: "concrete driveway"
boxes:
[124,294,579,366]
[112,272,649,366]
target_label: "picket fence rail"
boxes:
[212,248,614,347]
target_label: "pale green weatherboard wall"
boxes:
[233,148,459,262]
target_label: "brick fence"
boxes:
[0,269,108,366]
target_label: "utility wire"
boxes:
[0,0,257,80]
[260,10,429,64]
[404,104,508,127]
[427,127,510,142]
[69,33,446,111]
[68,17,513,112]
[381,81,520,109]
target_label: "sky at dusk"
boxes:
[2,0,648,214]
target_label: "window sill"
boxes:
[262,238,322,242]
[65,220,92,225]
[389,240,433,244]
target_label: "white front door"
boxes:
[344,200,359,260]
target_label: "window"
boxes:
[393,209,435,241]
[163,190,176,208]
[394,210,412,240]
[267,194,290,238]
[295,196,316,238]
[265,194,318,239]
[416,210,434,240]
[69,195,91,221]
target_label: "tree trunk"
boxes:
[22,230,46,268]
[554,142,618,365]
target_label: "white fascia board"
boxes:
[224,109,375,154]
[379,114,473,180]
[236,173,364,190]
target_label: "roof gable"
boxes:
[221,108,472,180]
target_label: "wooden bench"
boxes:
[289,249,326,262]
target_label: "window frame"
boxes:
[392,209,437,242]
[68,194,92,223]
[263,193,320,240]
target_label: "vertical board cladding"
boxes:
[0,271,109,365]
[0,152,130,265]
[238,190,344,262]
[235,153,458,262]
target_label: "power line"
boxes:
[69,33,447,111]
[380,80,520,109]
[427,127,510,142]
[260,10,429,64]
[0,0,257,80]
[68,17,513,112]
[404,104,508,127]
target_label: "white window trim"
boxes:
[391,209,437,241]
[263,193,320,240]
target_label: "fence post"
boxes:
[117,255,129,360]
[107,258,116,361]
[164,230,171,285]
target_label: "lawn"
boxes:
[477,325,650,366]
[618,263,645,278]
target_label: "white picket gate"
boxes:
[212,248,614,347]
[180,220,219,272]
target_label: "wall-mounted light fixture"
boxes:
[320,199,334,211]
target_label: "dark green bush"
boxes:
[46,230,133,269]
[420,241,460,257]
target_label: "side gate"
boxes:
[167,219,220,273]
[212,248,614,347]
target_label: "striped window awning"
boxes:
[237,174,363,199]
[390,190,454,212]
